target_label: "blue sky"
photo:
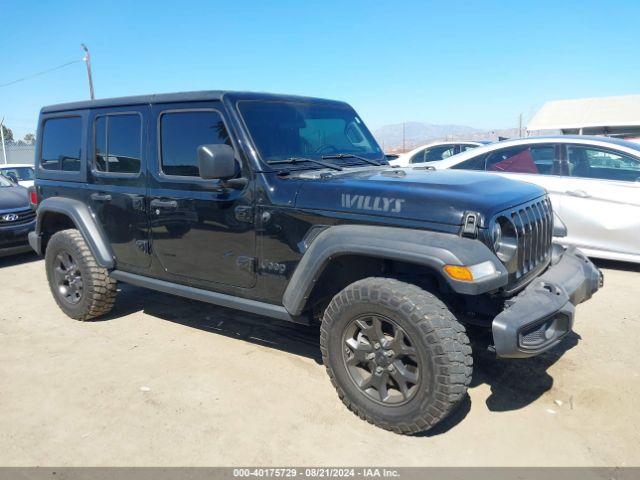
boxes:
[1,0,639,139]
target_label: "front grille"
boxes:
[508,197,554,282]
[0,208,36,226]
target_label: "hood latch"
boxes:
[462,212,478,238]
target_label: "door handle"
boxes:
[150,199,178,209]
[90,192,112,202]
[565,190,590,198]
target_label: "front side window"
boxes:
[485,145,559,175]
[567,145,640,182]
[41,117,82,171]
[94,114,141,174]
[160,110,231,177]
[238,101,382,163]
[409,149,426,164]
[450,154,487,171]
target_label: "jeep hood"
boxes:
[293,167,546,227]
[0,186,29,211]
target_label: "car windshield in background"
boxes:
[0,175,13,187]
[238,101,384,165]
[0,167,35,181]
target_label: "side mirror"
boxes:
[553,212,567,238]
[197,144,238,180]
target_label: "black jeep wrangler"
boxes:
[29,91,602,434]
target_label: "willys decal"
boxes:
[340,194,405,213]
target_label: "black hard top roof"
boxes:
[40,90,349,114]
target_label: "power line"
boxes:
[0,59,82,89]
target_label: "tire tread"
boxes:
[320,277,472,434]
[45,229,117,321]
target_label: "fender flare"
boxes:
[282,225,508,316]
[34,197,114,269]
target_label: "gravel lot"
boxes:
[1,252,639,466]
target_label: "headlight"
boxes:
[491,222,502,251]
[492,216,518,263]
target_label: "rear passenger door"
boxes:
[556,144,640,256]
[87,107,151,270]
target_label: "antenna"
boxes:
[81,44,95,100]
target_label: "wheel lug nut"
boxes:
[366,353,375,360]
[373,343,381,350]
[388,365,395,372]
[385,350,393,357]
[375,366,384,375]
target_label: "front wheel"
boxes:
[320,278,472,434]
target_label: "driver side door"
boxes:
[147,103,256,289]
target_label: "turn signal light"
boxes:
[443,265,474,282]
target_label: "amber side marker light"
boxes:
[444,265,474,281]
[444,261,498,282]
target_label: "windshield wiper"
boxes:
[321,153,382,166]
[269,157,343,171]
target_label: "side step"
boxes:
[110,270,300,323]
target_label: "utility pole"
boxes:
[402,122,406,152]
[518,113,523,138]
[81,44,95,100]
[0,117,6,164]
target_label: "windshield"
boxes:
[0,166,35,181]
[238,100,384,165]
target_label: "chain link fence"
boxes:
[1,143,35,165]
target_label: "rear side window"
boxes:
[567,145,640,182]
[160,110,231,177]
[94,114,142,174]
[41,117,82,171]
[461,144,479,152]
[424,145,456,162]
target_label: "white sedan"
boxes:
[0,164,35,188]
[389,141,490,167]
[413,136,640,264]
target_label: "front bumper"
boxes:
[492,245,603,358]
[0,220,36,257]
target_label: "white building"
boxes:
[527,94,640,140]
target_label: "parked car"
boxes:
[415,136,640,263]
[30,92,601,434]
[0,175,36,257]
[389,141,490,167]
[0,164,36,188]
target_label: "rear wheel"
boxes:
[320,277,472,434]
[45,229,117,321]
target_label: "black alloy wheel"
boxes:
[52,251,84,304]
[342,314,421,406]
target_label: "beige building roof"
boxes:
[527,94,640,131]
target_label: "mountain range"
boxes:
[373,121,520,152]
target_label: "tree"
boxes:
[23,133,36,145]
[1,124,13,143]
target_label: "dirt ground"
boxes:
[1,252,639,466]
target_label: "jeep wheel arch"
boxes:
[35,197,114,269]
[282,225,508,316]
